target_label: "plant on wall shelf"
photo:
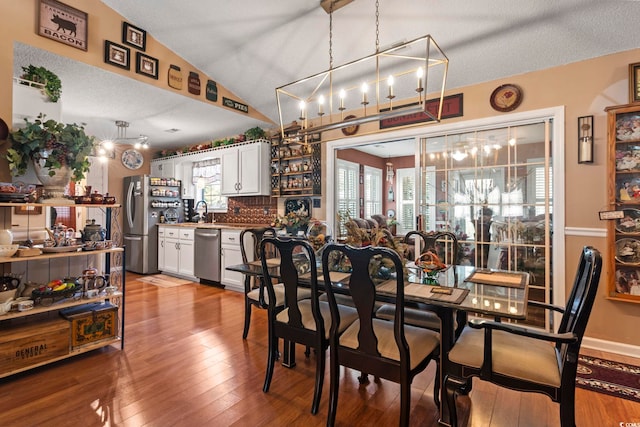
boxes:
[7,114,95,182]
[19,65,62,103]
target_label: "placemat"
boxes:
[300,270,351,283]
[464,269,528,289]
[248,258,280,267]
[377,281,469,304]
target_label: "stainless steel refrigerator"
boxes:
[123,175,182,274]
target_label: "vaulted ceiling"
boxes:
[14,0,640,150]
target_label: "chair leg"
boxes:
[263,323,277,393]
[357,372,369,384]
[243,300,252,339]
[559,386,576,427]
[305,345,311,357]
[311,346,325,415]
[433,360,441,408]
[400,376,411,426]
[327,351,339,426]
[444,375,466,427]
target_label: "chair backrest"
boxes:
[557,246,602,357]
[260,237,322,330]
[321,243,408,359]
[403,231,459,265]
[240,227,276,263]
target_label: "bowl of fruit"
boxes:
[31,278,80,306]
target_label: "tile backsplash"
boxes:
[212,196,277,224]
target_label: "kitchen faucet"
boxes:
[195,200,208,223]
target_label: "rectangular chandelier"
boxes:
[276,34,448,139]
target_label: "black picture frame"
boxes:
[104,40,130,70]
[122,21,146,51]
[629,62,640,104]
[38,0,88,51]
[136,52,159,79]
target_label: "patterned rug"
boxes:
[576,355,640,403]
[137,274,193,288]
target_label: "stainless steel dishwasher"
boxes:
[194,228,221,283]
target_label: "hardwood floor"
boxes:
[0,273,638,426]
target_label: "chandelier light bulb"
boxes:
[339,89,346,110]
[134,141,142,149]
[361,82,369,105]
[416,67,424,91]
[299,100,306,120]
[102,140,114,150]
[509,137,516,146]
[318,95,325,116]
[387,75,395,99]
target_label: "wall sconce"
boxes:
[578,115,594,164]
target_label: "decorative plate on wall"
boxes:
[122,149,144,170]
[490,84,523,112]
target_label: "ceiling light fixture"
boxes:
[98,120,150,160]
[276,0,448,140]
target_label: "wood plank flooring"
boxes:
[0,273,638,426]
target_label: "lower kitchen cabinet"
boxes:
[158,226,195,279]
[220,229,244,292]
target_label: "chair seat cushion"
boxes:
[248,284,312,307]
[449,326,561,387]
[376,304,441,330]
[276,300,359,339]
[339,318,439,370]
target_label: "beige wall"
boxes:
[0,2,638,350]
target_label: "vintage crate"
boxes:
[0,318,70,375]
[60,303,118,348]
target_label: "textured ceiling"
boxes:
[13,0,640,151]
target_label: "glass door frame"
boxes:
[325,106,565,328]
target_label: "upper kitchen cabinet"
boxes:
[221,140,271,196]
[150,158,175,178]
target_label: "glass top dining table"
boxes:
[226,259,529,426]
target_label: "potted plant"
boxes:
[6,114,95,202]
[19,65,62,103]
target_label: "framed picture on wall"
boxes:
[629,62,640,104]
[104,41,130,70]
[136,52,159,79]
[122,21,146,51]
[38,0,88,51]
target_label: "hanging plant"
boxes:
[19,65,62,103]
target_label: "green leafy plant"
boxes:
[19,65,62,102]
[244,126,266,141]
[7,115,95,182]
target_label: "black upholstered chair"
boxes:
[260,237,357,414]
[241,227,277,339]
[444,246,602,427]
[321,243,440,426]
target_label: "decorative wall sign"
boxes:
[122,21,146,51]
[206,80,218,102]
[14,205,43,215]
[104,40,130,70]
[490,84,523,112]
[38,0,88,51]
[222,96,249,113]
[168,65,183,90]
[379,93,463,129]
[135,52,159,79]
[188,72,201,95]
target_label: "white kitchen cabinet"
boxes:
[221,140,270,196]
[158,226,195,279]
[179,160,195,199]
[220,229,244,292]
[151,159,175,178]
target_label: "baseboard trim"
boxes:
[582,336,640,359]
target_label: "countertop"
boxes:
[157,222,270,230]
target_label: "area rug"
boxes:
[137,274,193,288]
[576,355,640,403]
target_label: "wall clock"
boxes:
[490,84,523,112]
[341,115,359,136]
[122,149,144,170]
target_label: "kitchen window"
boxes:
[192,159,228,211]
[363,165,382,218]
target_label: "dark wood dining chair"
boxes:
[241,227,277,339]
[260,237,358,414]
[444,246,603,427]
[377,231,461,333]
[321,243,441,426]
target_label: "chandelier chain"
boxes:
[375,0,380,53]
[329,1,333,69]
